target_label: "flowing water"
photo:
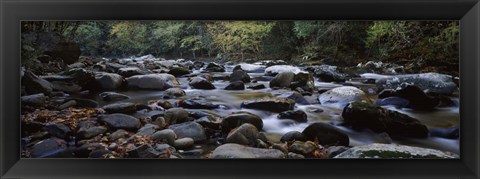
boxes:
[90,64,460,155]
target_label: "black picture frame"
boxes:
[1,0,479,178]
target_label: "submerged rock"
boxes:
[211,143,285,158]
[302,122,349,147]
[126,74,179,90]
[342,102,429,138]
[241,97,295,113]
[247,83,266,90]
[334,143,458,158]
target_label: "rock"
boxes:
[152,129,177,145]
[155,143,176,154]
[374,97,410,108]
[241,97,295,113]
[273,90,310,105]
[76,126,107,140]
[118,67,148,77]
[318,86,368,108]
[168,122,207,142]
[94,72,124,90]
[62,68,96,89]
[211,144,285,158]
[99,113,141,131]
[65,97,98,108]
[29,138,68,158]
[376,73,457,95]
[109,129,129,141]
[395,83,439,110]
[68,62,85,69]
[127,144,161,158]
[104,62,128,73]
[430,127,459,139]
[221,112,263,133]
[233,63,265,73]
[224,81,245,90]
[75,143,106,158]
[247,83,266,90]
[164,108,189,125]
[288,152,305,159]
[50,81,82,93]
[310,65,346,82]
[278,110,307,122]
[157,100,173,109]
[136,124,159,136]
[226,123,260,146]
[164,88,186,97]
[127,74,179,90]
[378,89,396,99]
[334,143,458,158]
[58,100,77,109]
[290,72,315,92]
[21,93,46,106]
[44,123,72,140]
[43,40,80,64]
[168,67,190,77]
[88,149,111,158]
[173,137,195,149]
[288,141,318,156]
[280,131,307,142]
[23,70,53,94]
[265,65,301,76]
[269,72,295,88]
[99,92,130,102]
[327,146,349,158]
[342,102,429,138]
[189,77,215,89]
[102,102,139,114]
[302,123,349,146]
[178,99,219,109]
[229,70,251,83]
[205,62,225,72]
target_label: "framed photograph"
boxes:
[1,0,479,178]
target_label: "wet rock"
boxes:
[62,68,96,89]
[224,81,245,90]
[178,99,219,109]
[58,100,77,109]
[280,131,307,142]
[75,143,106,158]
[127,144,160,158]
[273,90,310,105]
[168,122,207,142]
[102,102,138,114]
[164,88,186,98]
[241,97,295,113]
[374,97,410,108]
[376,73,457,95]
[152,129,177,146]
[168,67,190,77]
[127,74,179,90]
[221,112,263,133]
[89,149,111,158]
[395,84,439,110]
[318,86,368,108]
[290,72,315,92]
[211,143,285,158]
[174,137,194,149]
[226,123,260,146]
[287,152,305,159]
[302,122,349,146]
[29,138,68,158]
[342,102,429,138]
[104,62,128,73]
[155,143,176,154]
[50,81,82,93]
[429,127,459,139]
[44,123,72,140]
[327,146,349,158]
[288,141,318,156]
[21,93,46,106]
[233,63,265,73]
[378,89,396,99]
[334,143,458,158]
[247,83,266,90]
[23,70,53,94]
[265,65,301,76]
[278,110,308,122]
[99,113,141,131]
[164,108,189,124]
[205,62,225,72]
[118,67,148,77]
[136,124,159,136]
[189,77,215,89]
[94,72,124,90]
[99,92,130,102]
[76,126,107,140]
[229,70,251,83]
[269,72,295,88]
[309,65,346,82]
[157,100,173,109]
[109,129,129,141]
[65,97,98,108]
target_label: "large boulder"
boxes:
[302,122,349,147]
[318,86,368,108]
[342,102,429,138]
[269,72,315,92]
[241,97,295,113]
[95,72,124,90]
[164,88,186,98]
[189,77,215,89]
[164,108,189,125]
[269,72,295,88]
[225,81,245,90]
[168,122,207,142]
[178,99,219,109]
[221,111,263,133]
[233,63,265,73]
[102,102,138,114]
[99,113,141,131]
[394,83,440,110]
[99,92,130,102]
[229,70,251,83]
[168,67,190,77]
[278,110,308,122]
[309,65,346,82]
[29,138,68,158]
[21,93,46,106]
[22,70,53,94]
[126,74,179,90]
[211,143,285,158]
[376,73,457,95]
[334,143,458,158]
[205,62,225,72]
[280,131,307,142]
[225,123,260,146]
[265,65,301,76]
[118,67,149,77]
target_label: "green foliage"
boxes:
[68,22,105,55]
[107,21,150,56]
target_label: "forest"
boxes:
[22,21,459,65]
